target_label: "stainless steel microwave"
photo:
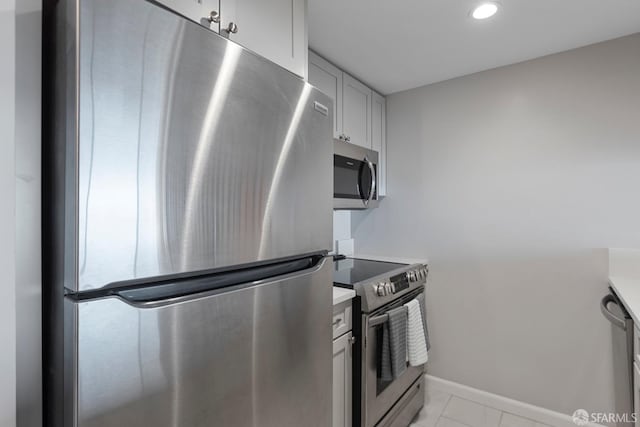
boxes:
[334,139,379,209]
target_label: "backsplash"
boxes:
[333,211,351,253]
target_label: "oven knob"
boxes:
[408,271,416,282]
[384,282,393,295]
[375,283,386,297]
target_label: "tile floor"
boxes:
[410,386,555,427]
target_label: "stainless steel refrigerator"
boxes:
[44,0,333,425]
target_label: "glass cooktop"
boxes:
[333,258,407,287]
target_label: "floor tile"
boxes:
[436,417,475,427]
[442,396,502,427]
[499,413,538,427]
[410,387,452,427]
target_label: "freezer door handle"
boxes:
[601,294,627,331]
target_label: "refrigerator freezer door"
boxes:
[68,0,333,291]
[71,258,332,427]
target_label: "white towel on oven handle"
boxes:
[404,299,428,366]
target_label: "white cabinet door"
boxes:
[371,91,386,196]
[309,51,342,139]
[223,0,307,77]
[342,73,372,149]
[333,332,352,427]
[156,0,220,32]
[635,362,640,427]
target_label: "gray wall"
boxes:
[352,33,640,415]
[0,2,17,426]
[0,1,42,425]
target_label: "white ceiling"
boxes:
[308,0,640,94]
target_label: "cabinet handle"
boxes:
[333,317,343,326]
[206,10,220,24]
[224,22,239,34]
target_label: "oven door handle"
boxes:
[368,289,424,328]
[369,313,389,327]
[601,294,627,330]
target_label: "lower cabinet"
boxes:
[634,362,640,427]
[333,331,353,427]
[635,328,640,427]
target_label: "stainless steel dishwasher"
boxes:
[601,287,634,426]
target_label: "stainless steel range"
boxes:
[334,258,429,427]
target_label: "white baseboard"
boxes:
[424,375,604,427]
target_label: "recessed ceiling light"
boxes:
[471,2,499,20]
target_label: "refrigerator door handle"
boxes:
[113,255,328,307]
[601,294,627,331]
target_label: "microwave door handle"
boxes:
[364,156,376,206]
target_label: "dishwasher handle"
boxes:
[601,294,627,331]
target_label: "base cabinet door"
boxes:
[635,362,640,427]
[333,332,353,427]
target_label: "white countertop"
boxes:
[332,286,355,306]
[609,276,640,326]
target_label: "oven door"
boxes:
[362,289,425,427]
[334,140,379,210]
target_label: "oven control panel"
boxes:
[373,265,428,297]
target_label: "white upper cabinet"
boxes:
[342,73,372,149]
[371,91,386,196]
[308,51,343,139]
[223,0,308,78]
[155,0,307,77]
[156,0,221,33]
[308,51,388,197]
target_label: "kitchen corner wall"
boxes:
[352,33,640,417]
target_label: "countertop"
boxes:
[332,286,355,306]
[609,276,640,326]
